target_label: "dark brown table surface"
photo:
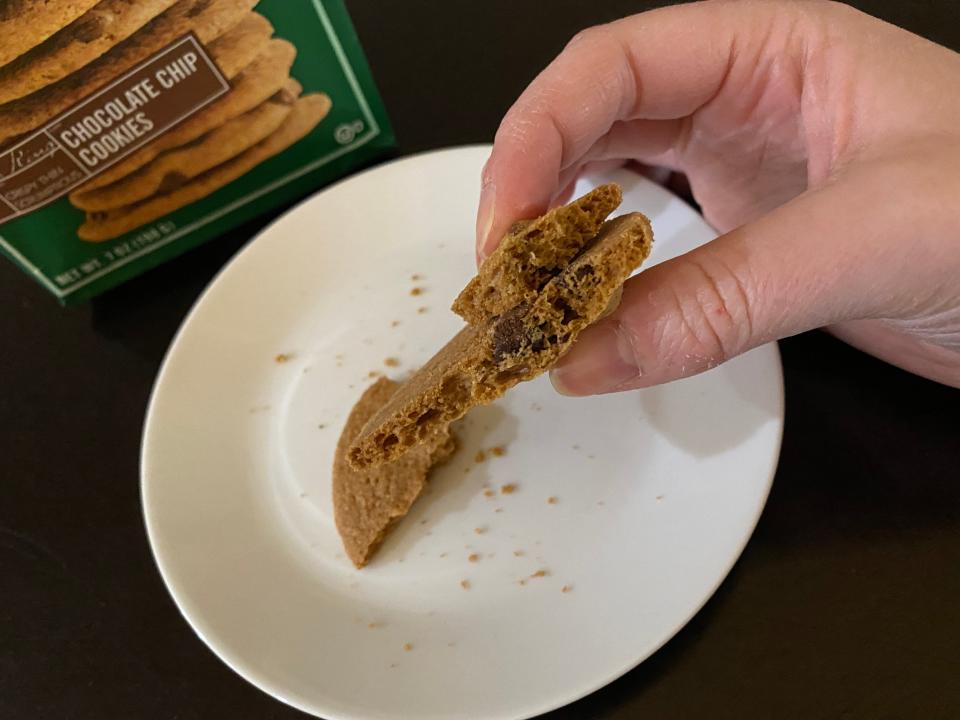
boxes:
[3,2,959,718]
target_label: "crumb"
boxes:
[411,273,422,281]
[440,552,447,558]
[368,370,382,378]
[494,507,503,513]
[561,585,573,593]
[488,553,496,559]
[417,306,428,314]
[384,357,400,367]
[474,527,487,535]
[597,501,605,506]
[513,550,524,557]
[474,450,486,463]
[656,495,665,502]
[490,446,506,457]
[572,444,580,450]
[403,643,413,652]
[248,404,270,413]
[302,366,311,373]
[530,569,549,579]
[390,663,398,668]
[483,489,495,498]
[299,492,307,498]
[410,287,423,296]
[317,423,326,429]
[335,354,344,360]
[500,483,517,495]
[447,642,456,648]
[547,496,558,505]
[368,622,380,629]
[419,518,429,525]
[530,402,542,412]
[348,384,355,389]
[274,353,292,363]
[587,454,596,459]
[468,553,480,563]
[391,320,401,327]
[460,580,471,590]
[464,467,472,475]
[518,579,527,586]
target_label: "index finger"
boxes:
[477,1,754,259]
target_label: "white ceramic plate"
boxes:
[142,145,783,720]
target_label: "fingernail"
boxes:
[476,183,495,264]
[550,323,640,396]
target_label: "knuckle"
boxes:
[648,254,757,369]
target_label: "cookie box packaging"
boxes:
[0,0,393,303]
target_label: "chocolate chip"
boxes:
[74,16,105,44]
[491,303,529,361]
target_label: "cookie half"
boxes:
[0,0,101,68]
[71,79,301,211]
[78,93,331,241]
[453,183,623,324]
[334,378,457,568]
[71,35,295,196]
[347,200,653,469]
[0,0,259,146]
[0,0,179,105]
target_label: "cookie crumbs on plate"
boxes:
[656,495,665,502]
[494,507,503,513]
[518,579,527,586]
[390,663,398,668]
[530,569,549,578]
[513,550,524,557]
[474,450,486,463]
[587,454,596,459]
[597,501,605,506]
[299,492,308,498]
[447,642,456,648]
[500,483,517,495]
[464,467,472,475]
[460,580,471,590]
[417,306,429,314]
[561,585,573,593]
[547,496,558,505]
[403,643,413,652]
[410,287,423,296]
[490,446,506,457]
[318,423,326,429]
[468,553,480,563]
[368,622,381,629]
[384,357,400,367]
[419,518,429,525]
[391,320,401,327]
[440,552,447,558]
[411,273,422,281]
[483,488,495,498]
[302,366,312,373]
[274,353,293,363]
[474,526,487,535]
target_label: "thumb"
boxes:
[549,168,927,394]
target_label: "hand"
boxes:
[476,0,960,392]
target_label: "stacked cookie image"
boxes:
[0,0,332,241]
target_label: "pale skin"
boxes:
[476,0,960,393]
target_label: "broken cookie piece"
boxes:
[453,183,622,324]
[333,377,456,568]
[347,195,653,470]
